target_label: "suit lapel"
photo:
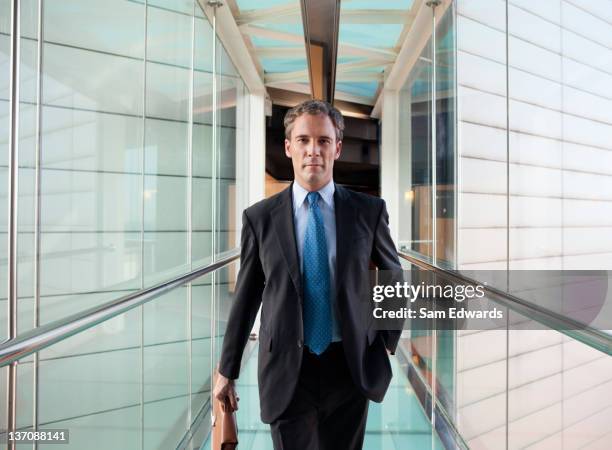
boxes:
[334,184,355,294]
[271,184,303,301]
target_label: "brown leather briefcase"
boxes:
[212,373,238,450]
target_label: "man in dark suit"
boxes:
[214,100,402,450]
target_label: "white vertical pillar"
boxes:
[245,90,266,335]
[235,84,247,248]
[380,88,400,245]
[247,91,266,206]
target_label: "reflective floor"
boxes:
[202,347,443,450]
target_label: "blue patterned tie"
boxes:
[302,191,332,355]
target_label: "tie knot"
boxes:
[306,191,320,206]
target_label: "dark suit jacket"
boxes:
[218,183,403,424]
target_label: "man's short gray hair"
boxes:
[283,100,345,141]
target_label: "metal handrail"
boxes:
[0,248,240,367]
[398,251,612,356]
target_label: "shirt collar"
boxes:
[292,179,335,211]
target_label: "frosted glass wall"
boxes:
[457,1,612,270]
[396,1,612,448]
[0,0,249,448]
[455,1,612,448]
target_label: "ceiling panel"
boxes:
[231,0,309,89]
[334,0,417,105]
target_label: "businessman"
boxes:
[214,100,403,450]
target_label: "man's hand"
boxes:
[214,372,239,412]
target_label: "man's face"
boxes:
[284,113,342,191]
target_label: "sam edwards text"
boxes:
[373,307,503,320]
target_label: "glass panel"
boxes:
[560,334,612,447]
[3,267,231,449]
[146,5,193,68]
[43,41,143,115]
[398,39,433,261]
[455,0,508,272]
[192,14,214,268]
[452,3,509,447]
[0,0,11,344]
[217,72,238,256]
[144,288,189,449]
[190,5,214,426]
[432,5,457,425]
[143,3,194,447]
[39,0,145,317]
[149,0,194,16]
[506,321,612,448]
[454,329,508,450]
[368,355,445,450]
[398,33,434,393]
[43,0,144,59]
[434,7,455,268]
[503,1,612,273]
[214,40,237,259]
[37,307,143,450]
[507,0,563,274]
[194,14,214,74]
[17,0,37,310]
[398,4,513,448]
[191,273,213,424]
[212,40,239,376]
[397,3,456,268]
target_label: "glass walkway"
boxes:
[201,347,444,450]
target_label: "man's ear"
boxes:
[334,140,342,160]
[284,139,292,158]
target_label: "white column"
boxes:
[245,91,266,335]
[234,84,247,249]
[234,88,266,252]
[380,88,400,245]
[247,91,266,206]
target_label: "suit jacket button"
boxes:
[297,340,303,348]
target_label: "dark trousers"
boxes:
[270,342,369,450]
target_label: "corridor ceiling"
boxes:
[335,0,416,105]
[230,0,310,94]
[228,0,418,110]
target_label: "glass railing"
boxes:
[0,249,239,450]
[396,251,612,450]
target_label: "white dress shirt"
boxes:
[292,179,342,342]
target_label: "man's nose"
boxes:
[306,142,321,156]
